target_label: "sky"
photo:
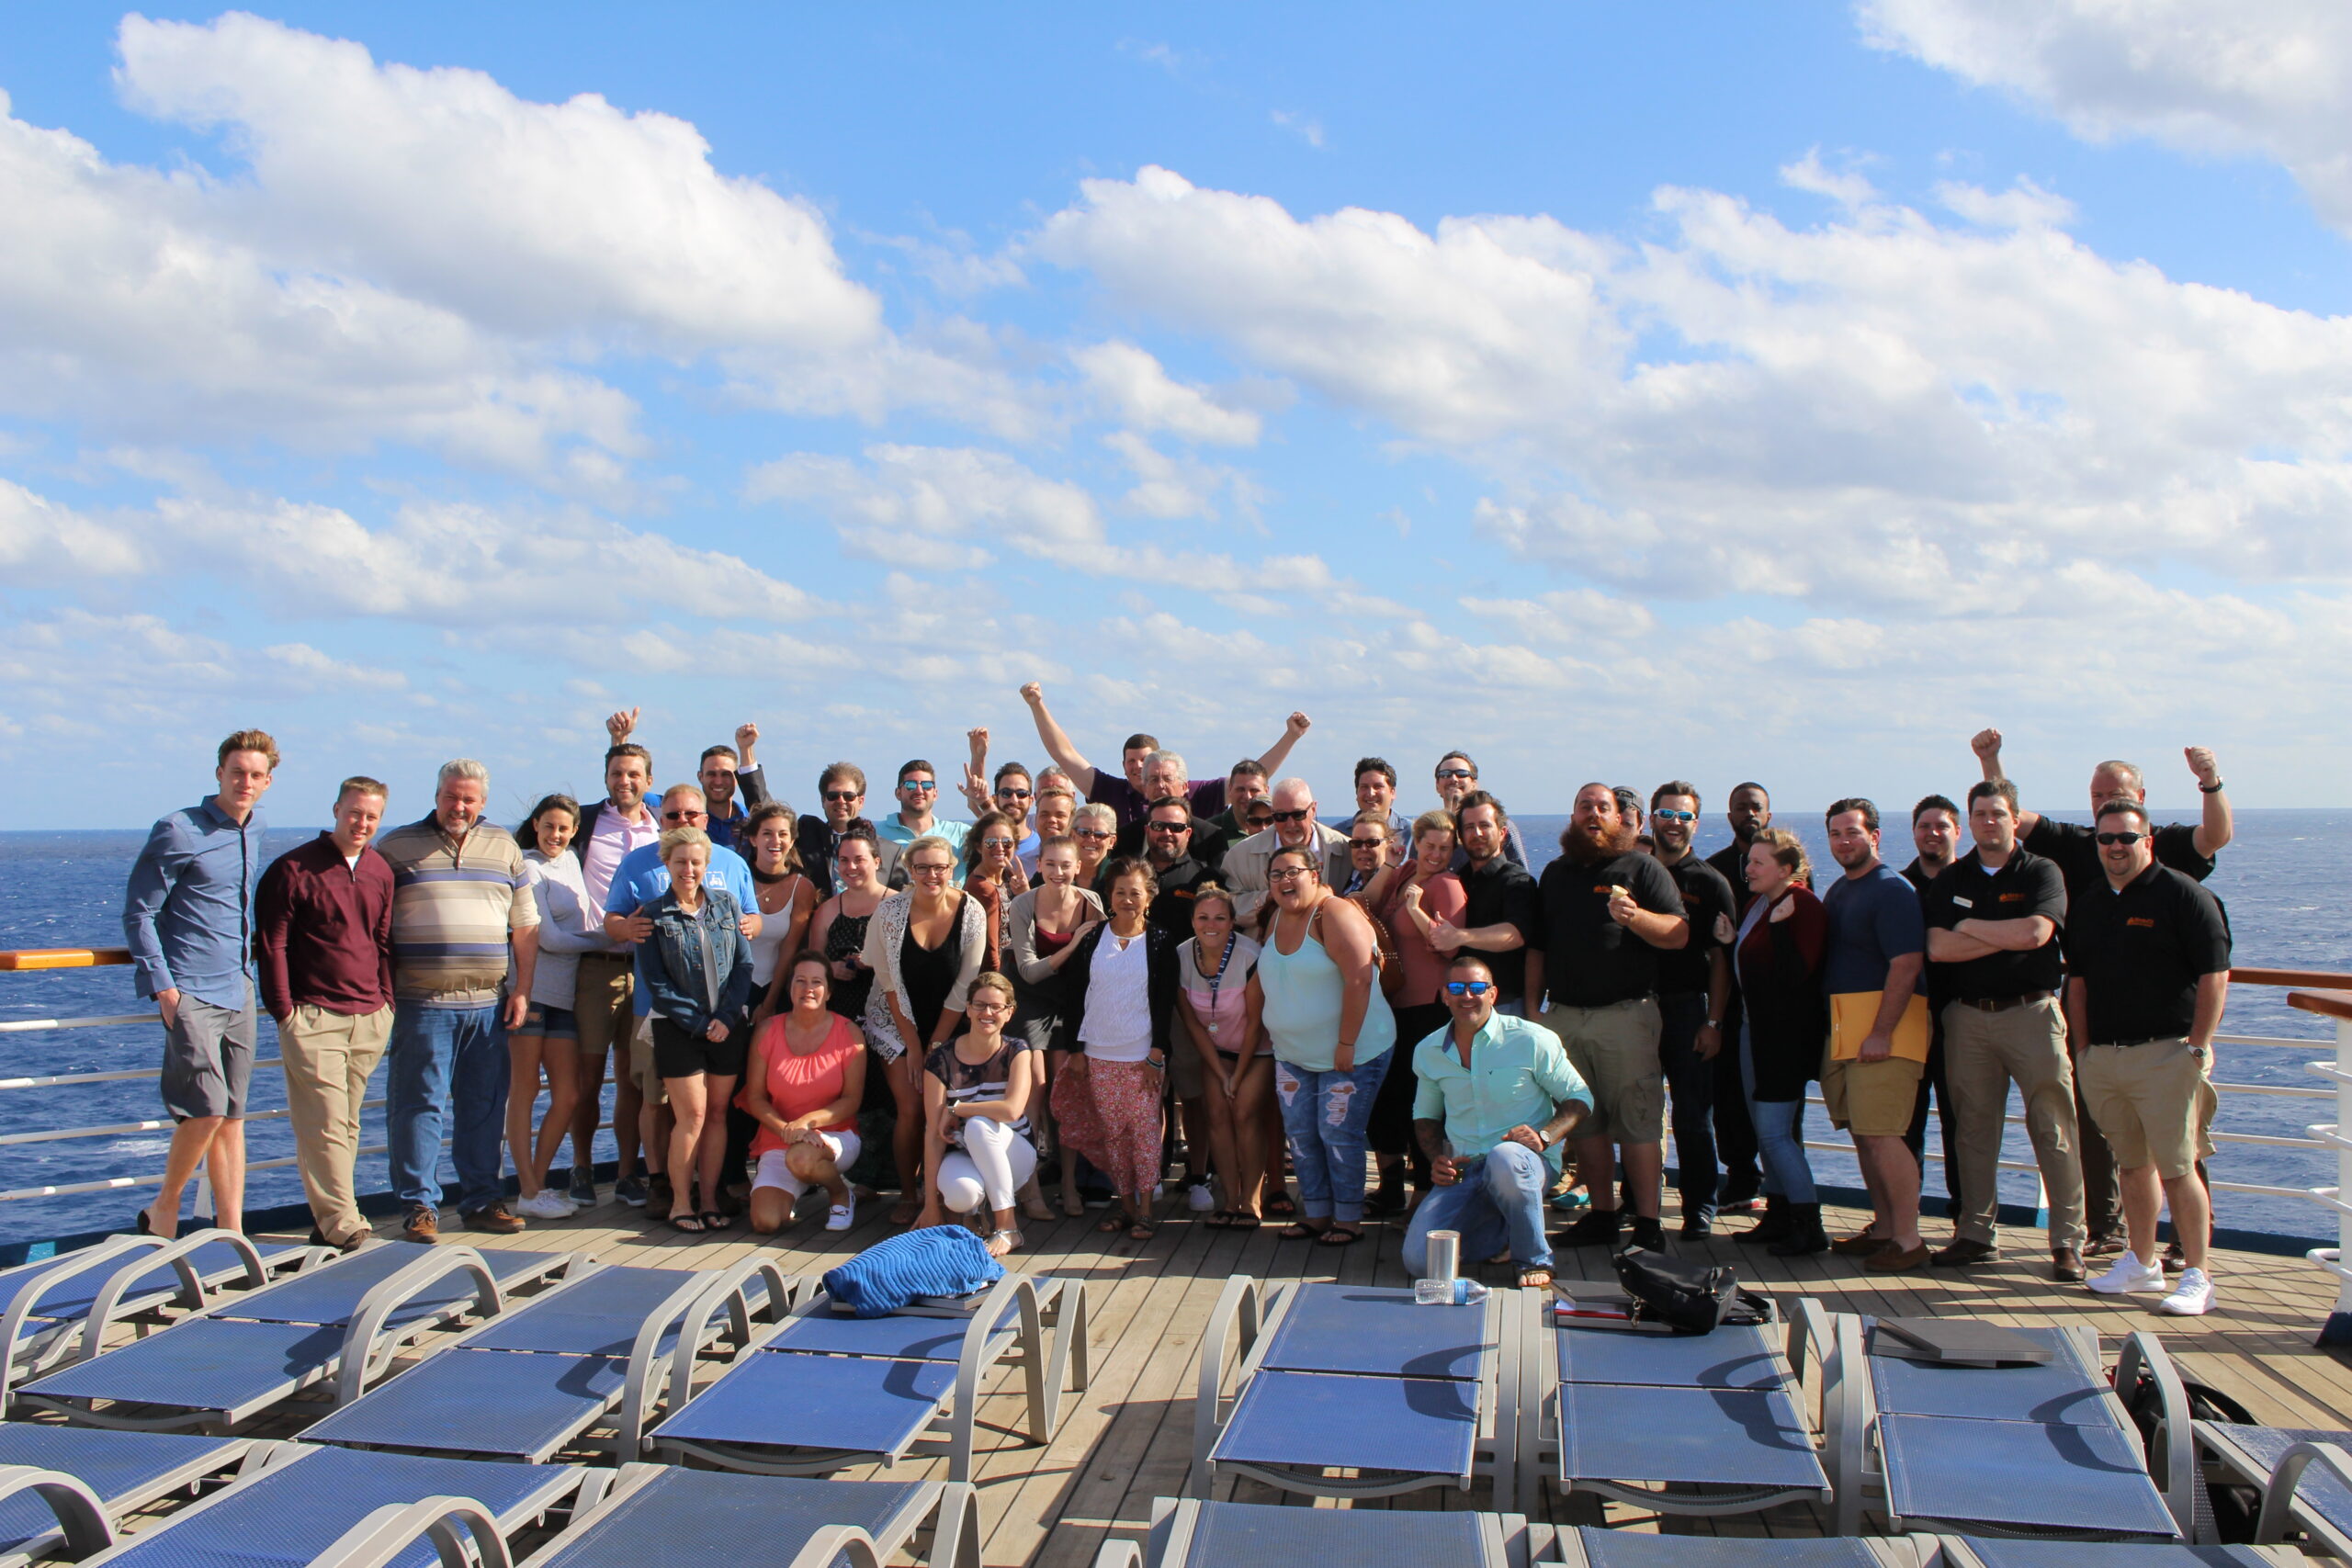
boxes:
[4,2,2350,829]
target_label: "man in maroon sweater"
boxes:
[254,777,396,1249]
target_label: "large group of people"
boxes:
[120,695,2234,1312]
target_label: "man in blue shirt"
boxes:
[1821,799,1931,1272]
[122,729,277,1239]
[602,783,761,1210]
[1405,953,1592,1290]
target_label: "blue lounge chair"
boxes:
[1529,1298,1830,1520]
[650,1270,1087,1483]
[3,1234,320,1409]
[10,1442,594,1568]
[0,1424,259,1568]
[1094,1496,1542,1568]
[17,1244,573,1433]
[2175,1425,2352,1560]
[306,1462,981,1568]
[300,1258,793,1463]
[1920,1535,2303,1567]
[1820,1311,2191,1540]
[1190,1276,1521,1508]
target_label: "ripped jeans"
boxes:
[1274,1051,1393,1224]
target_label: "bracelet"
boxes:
[1705,1018,1723,1030]
[2199,777,2225,794]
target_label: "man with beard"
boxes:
[1647,782,1736,1236]
[1198,760,1271,866]
[1531,783,1689,1253]
[1902,795,1964,1220]
[1702,780,1778,1213]
[1222,777,1351,920]
[1434,751,1530,870]
[1142,795,1218,1210]
[1427,792,1542,1016]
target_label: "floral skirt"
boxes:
[1052,1056,1163,1201]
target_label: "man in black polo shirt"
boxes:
[1139,795,1217,1211]
[1704,780,1776,1212]
[1900,795,1964,1221]
[1648,781,1736,1236]
[1972,729,2230,1264]
[1922,778,2086,1281]
[2067,798,2230,1315]
[1428,791,1541,1014]
[1531,783,1689,1253]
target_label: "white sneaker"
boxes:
[2085,1253,2166,1295]
[1185,1181,1216,1213]
[515,1190,574,1222]
[825,1196,856,1232]
[2157,1267,2214,1316]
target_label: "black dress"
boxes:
[900,921,962,1042]
[826,908,875,1022]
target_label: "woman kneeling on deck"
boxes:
[743,949,867,1234]
[921,971,1038,1256]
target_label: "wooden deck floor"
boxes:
[211,1188,2352,1568]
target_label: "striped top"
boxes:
[376,814,538,1006]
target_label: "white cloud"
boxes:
[116,13,879,354]
[748,444,1102,569]
[0,478,144,578]
[1270,109,1327,150]
[1781,149,1878,208]
[1860,0,2352,230]
[1072,342,1261,445]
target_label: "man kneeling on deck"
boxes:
[1405,954,1593,1290]
[2066,798,2231,1316]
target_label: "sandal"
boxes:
[667,1212,706,1234]
[1096,1214,1128,1234]
[1061,1190,1087,1219]
[1317,1226,1364,1248]
[1204,1209,1241,1228]
[1224,1211,1262,1231]
[1128,1219,1158,1241]
[1278,1222,1324,1241]
[888,1200,923,1226]
[699,1210,731,1232]
[1264,1193,1297,1218]
[1519,1268,1555,1290]
[987,1228,1023,1258]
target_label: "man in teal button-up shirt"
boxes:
[1406,953,1591,1287]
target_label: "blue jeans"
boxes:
[388,1001,511,1214]
[1657,990,1718,1221]
[1404,1143,1553,1273]
[1275,1051,1392,1224]
[1737,1024,1815,1204]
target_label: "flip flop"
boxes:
[1519,1269,1555,1289]
[699,1210,731,1232]
[1277,1222,1322,1241]
[1317,1226,1364,1248]
[1096,1214,1128,1234]
[1204,1209,1242,1228]
[1127,1219,1158,1241]
[667,1213,706,1234]
[1225,1212,1262,1231]
[1263,1194,1297,1218]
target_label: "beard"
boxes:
[1560,817,1634,865]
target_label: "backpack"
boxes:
[1611,1247,1773,1335]
[2120,1365,2260,1542]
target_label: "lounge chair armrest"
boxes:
[304,1496,510,1568]
[0,1464,113,1559]
[2113,1330,2198,1540]
[1091,1545,1145,1568]
[2257,1440,2352,1545]
[335,1247,501,1405]
[1826,1312,1874,1537]
[618,1264,785,1456]
[1788,1297,1831,1391]
[4,1238,144,1404]
[1189,1275,1263,1499]
[662,1265,804,1415]
[785,1526,884,1568]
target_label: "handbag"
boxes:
[1611,1247,1771,1335]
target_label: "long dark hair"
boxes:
[743,799,800,874]
[963,810,1016,878]
[518,793,580,855]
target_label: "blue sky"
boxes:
[5,3,2349,828]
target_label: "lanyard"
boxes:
[1197,934,1236,1032]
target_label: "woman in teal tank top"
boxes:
[1247,844,1396,1245]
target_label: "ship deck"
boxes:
[147,1192,2352,1565]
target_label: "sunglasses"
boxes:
[661,809,707,823]
[998,787,1033,799]
[1148,821,1189,834]
[823,789,861,803]
[1653,808,1696,824]
[2094,830,2146,846]
[1075,828,1113,840]
[1435,768,1474,781]
[981,838,1016,850]
[1351,839,1385,850]
[900,780,936,793]
[1269,807,1311,824]
[1444,980,1493,997]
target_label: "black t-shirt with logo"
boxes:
[1458,853,1541,1003]
[1534,849,1685,1009]
[2026,817,2214,901]
[2063,862,2232,1043]
[1656,852,1736,998]
[1921,847,2067,1001]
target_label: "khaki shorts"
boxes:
[2077,1037,2216,1179]
[1546,997,1663,1145]
[1821,1053,1925,1138]
[628,1018,669,1109]
[573,952,635,1059]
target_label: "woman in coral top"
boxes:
[743,950,868,1234]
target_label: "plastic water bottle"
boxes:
[1415,1276,1489,1306]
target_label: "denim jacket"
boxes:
[634,885,753,1035]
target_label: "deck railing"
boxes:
[6,946,2352,1334]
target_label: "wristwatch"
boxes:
[1705,1017,1723,1031]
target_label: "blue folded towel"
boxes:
[822,1225,1006,1318]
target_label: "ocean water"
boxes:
[3,813,2346,1245]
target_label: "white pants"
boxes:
[752,1131,860,1198]
[937,1117,1036,1215]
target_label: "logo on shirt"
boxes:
[2127,917,2156,929]
[1951,897,1973,909]
[1998,892,2026,903]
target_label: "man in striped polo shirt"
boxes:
[377,759,539,1242]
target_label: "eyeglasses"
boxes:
[1435,768,1474,781]
[1653,808,1696,824]
[1269,807,1311,824]
[1148,821,1189,835]
[1268,866,1314,882]
[1074,828,1112,840]
[2094,830,2146,846]
[661,809,708,823]
[1444,980,1493,997]
[900,780,936,793]
[910,862,955,875]
[823,789,861,803]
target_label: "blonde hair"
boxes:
[659,825,712,861]
[903,833,956,869]
[1191,881,1238,921]
[968,971,1016,1007]
[1751,827,1810,885]
[1411,808,1457,845]
[1073,803,1117,834]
